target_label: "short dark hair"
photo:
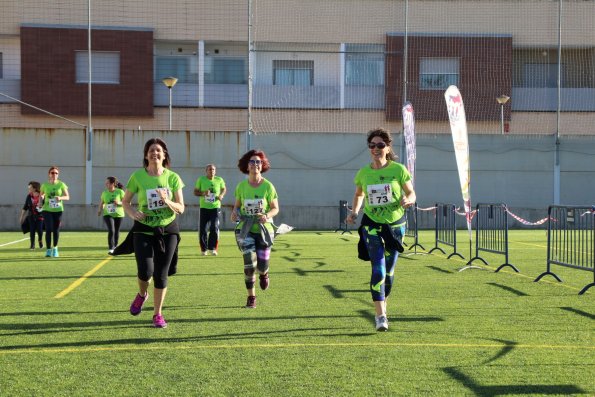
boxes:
[237,150,270,174]
[142,138,171,168]
[28,181,41,193]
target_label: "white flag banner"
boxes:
[444,85,472,237]
[402,102,416,187]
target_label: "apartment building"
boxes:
[0,0,593,134]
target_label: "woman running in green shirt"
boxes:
[97,176,125,254]
[231,150,279,309]
[347,128,416,332]
[122,138,185,328]
[40,166,70,258]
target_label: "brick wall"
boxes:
[386,34,512,122]
[21,26,154,117]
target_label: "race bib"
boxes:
[243,198,265,215]
[48,198,61,209]
[367,183,394,207]
[206,192,216,203]
[106,203,117,214]
[146,188,169,211]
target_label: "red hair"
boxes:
[237,150,270,174]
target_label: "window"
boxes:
[345,44,384,86]
[420,57,459,90]
[204,57,246,84]
[75,51,120,84]
[523,63,565,88]
[273,60,313,86]
[156,55,198,84]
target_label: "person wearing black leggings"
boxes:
[40,166,69,258]
[122,138,185,328]
[98,176,125,253]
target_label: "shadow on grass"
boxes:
[292,268,345,277]
[0,325,385,352]
[486,282,528,297]
[443,367,584,396]
[482,339,517,364]
[426,265,453,274]
[324,285,368,299]
[560,306,595,320]
[356,309,443,326]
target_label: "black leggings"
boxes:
[42,211,62,248]
[28,216,44,247]
[133,233,177,289]
[103,216,123,250]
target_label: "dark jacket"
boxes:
[357,214,405,261]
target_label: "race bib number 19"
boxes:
[146,188,169,210]
[367,183,394,207]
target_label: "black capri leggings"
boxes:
[133,232,177,289]
[42,211,62,248]
[103,216,123,250]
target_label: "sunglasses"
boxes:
[50,172,59,175]
[248,159,262,165]
[368,142,387,150]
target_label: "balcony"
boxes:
[512,87,595,111]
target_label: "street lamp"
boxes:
[496,94,510,135]
[162,76,178,130]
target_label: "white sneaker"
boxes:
[201,251,208,256]
[108,249,114,254]
[211,250,218,256]
[375,315,389,332]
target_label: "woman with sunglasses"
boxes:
[230,150,279,309]
[346,128,416,331]
[121,138,185,328]
[40,166,70,258]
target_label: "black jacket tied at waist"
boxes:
[357,213,405,261]
[110,220,181,276]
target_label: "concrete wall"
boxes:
[1,128,594,231]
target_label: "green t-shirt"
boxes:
[40,181,68,212]
[101,188,125,218]
[126,168,185,228]
[353,161,411,224]
[234,178,278,233]
[195,175,226,209]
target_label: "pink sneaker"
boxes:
[259,273,269,290]
[130,292,148,316]
[245,295,256,308]
[152,314,167,328]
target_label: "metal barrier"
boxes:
[334,200,352,234]
[535,205,595,295]
[428,203,464,259]
[467,203,518,272]
[404,203,425,251]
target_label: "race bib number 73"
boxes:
[367,183,394,207]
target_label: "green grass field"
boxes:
[0,230,593,396]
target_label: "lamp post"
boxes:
[496,94,510,135]
[162,76,178,130]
